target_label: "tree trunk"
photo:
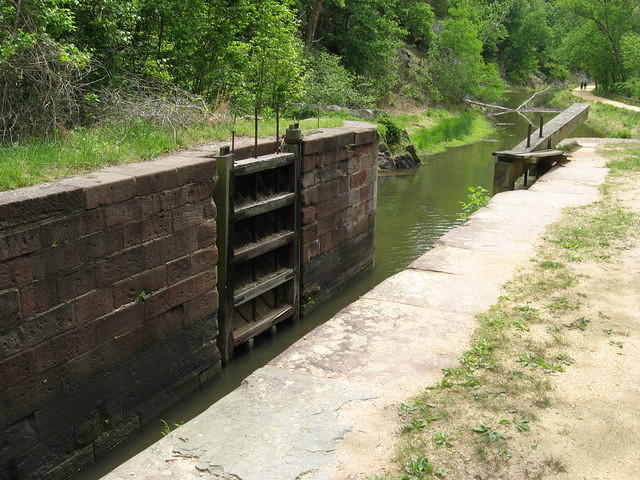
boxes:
[305,0,324,50]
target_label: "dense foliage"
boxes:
[1,0,639,141]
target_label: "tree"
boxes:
[316,0,405,99]
[559,0,640,90]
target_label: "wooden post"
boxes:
[213,146,235,364]
[527,124,532,148]
[283,123,303,324]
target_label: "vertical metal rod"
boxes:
[527,124,532,148]
[276,104,280,142]
[539,116,543,138]
[524,167,528,187]
[254,105,259,158]
[231,130,236,153]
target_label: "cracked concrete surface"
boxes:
[101,139,608,480]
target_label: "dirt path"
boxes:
[387,139,640,480]
[527,142,640,480]
[573,86,640,112]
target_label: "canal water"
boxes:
[76,91,597,479]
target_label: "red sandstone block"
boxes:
[60,173,136,210]
[0,183,84,230]
[20,277,59,318]
[365,198,376,215]
[348,189,360,207]
[79,228,124,262]
[349,217,369,237]
[302,155,318,172]
[45,326,96,371]
[0,263,10,290]
[75,289,113,325]
[336,175,349,195]
[104,198,142,227]
[350,169,367,189]
[310,239,322,257]
[93,302,144,341]
[0,416,38,465]
[302,224,318,245]
[188,180,216,203]
[173,203,204,232]
[1,371,62,428]
[6,255,41,286]
[303,131,355,155]
[113,265,166,308]
[166,255,192,284]
[354,129,378,146]
[113,325,155,363]
[197,220,216,249]
[144,271,214,318]
[301,206,316,225]
[301,184,320,206]
[36,242,82,275]
[105,162,180,196]
[192,247,218,275]
[60,339,120,390]
[360,183,374,202]
[144,227,197,268]
[183,289,219,326]
[332,228,347,246]
[40,209,105,247]
[95,246,146,287]
[301,243,311,263]
[318,232,333,253]
[0,349,36,387]
[157,185,191,212]
[0,226,41,262]
[0,328,21,360]
[0,289,19,332]
[123,212,172,248]
[171,156,217,185]
[18,303,75,351]
[318,180,338,202]
[347,156,362,174]
[146,308,184,343]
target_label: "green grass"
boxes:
[604,145,640,172]
[383,109,493,155]
[0,115,347,191]
[551,89,640,139]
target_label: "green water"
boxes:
[75,92,597,479]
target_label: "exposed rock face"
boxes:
[378,144,423,171]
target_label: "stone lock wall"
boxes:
[298,123,378,307]
[0,152,220,480]
[0,122,378,479]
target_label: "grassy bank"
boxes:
[551,89,640,139]
[382,109,493,155]
[0,115,347,191]
[368,143,639,480]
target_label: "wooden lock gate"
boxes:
[214,127,302,363]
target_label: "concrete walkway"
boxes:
[102,139,608,480]
[573,86,640,112]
